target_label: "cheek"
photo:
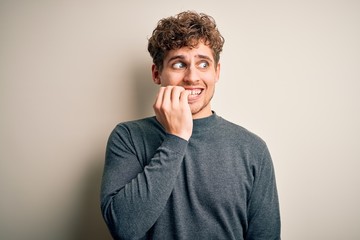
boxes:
[161,72,183,86]
[203,73,218,86]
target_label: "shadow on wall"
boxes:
[72,155,113,240]
[132,60,159,118]
[71,61,156,240]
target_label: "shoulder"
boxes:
[112,116,160,135]
[116,116,158,129]
[217,116,273,167]
[108,116,165,145]
[218,117,267,148]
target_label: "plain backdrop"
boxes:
[1,1,359,239]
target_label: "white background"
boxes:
[1,1,359,239]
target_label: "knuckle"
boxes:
[153,102,159,110]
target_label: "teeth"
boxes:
[187,89,202,95]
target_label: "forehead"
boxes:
[164,42,215,61]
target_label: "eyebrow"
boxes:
[166,54,213,64]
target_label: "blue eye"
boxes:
[173,62,185,69]
[198,61,209,68]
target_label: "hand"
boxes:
[153,86,193,141]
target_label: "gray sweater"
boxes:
[100,113,280,240]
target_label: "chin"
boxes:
[190,105,201,114]
[190,103,211,118]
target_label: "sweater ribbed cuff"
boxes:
[161,134,189,155]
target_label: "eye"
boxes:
[172,62,186,69]
[198,61,209,69]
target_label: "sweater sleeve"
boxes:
[100,124,188,240]
[245,145,281,240]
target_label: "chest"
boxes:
[177,142,253,210]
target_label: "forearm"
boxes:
[101,134,188,240]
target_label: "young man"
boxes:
[101,11,281,240]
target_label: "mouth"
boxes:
[185,88,203,102]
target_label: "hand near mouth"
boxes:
[153,86,193,141]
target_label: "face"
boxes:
[152,42,221,119]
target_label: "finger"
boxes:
[171,86,185,105]
[162,86,173,107]
[154,87,165,110]
[180,89,190,104]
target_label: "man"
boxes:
[101,11,281,240]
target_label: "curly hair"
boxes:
[148,11,225,70]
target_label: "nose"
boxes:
[183,65,199,83]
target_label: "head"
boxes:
[148,11,225,119]
[148,11,224,72]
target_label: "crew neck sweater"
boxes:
[101,113,281,240]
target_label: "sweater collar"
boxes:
[192,111,221,134]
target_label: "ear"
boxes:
[152,64,161,85]
[215,62,221,83]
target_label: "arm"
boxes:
[100,126,188,240]
[101,86,192,239]
[245,146,281,240]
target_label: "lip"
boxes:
[185,87,204,103]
